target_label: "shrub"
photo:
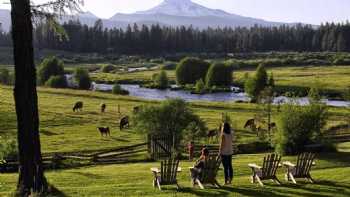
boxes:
[0,68,11,85]
[45,75,67,88]
[38,56,64,84]
[205,62,233,87]
[274,102,328,155]
[73,68,91,90]
[133,99,207,147]
[153,70,169,89]
[194,79,206,94]
[112,84,129,95]
[176,57,210,85]
[244,64,268,102]
[101,64,116,73]
[0,138,17,162]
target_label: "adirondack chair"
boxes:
[190,156,221,189]
[248,153,282,186]
[151,158,181,190]
[283,152,316,184]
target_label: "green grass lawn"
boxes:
[235,65,350,91]
[1,85,349,153]
[1,152,349,196]
[90,65,350,93]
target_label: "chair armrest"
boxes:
[177,167,182,172]
[151,167,160,173]
[283,161,296,167]
[312,161,316,166]
[248,163,262,169]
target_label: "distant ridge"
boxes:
[0,0,294,32]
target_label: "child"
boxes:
[190,147,209,186]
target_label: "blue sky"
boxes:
[1,0,349,24]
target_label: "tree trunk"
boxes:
[10,0,47,196]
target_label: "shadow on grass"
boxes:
[298,180,350,196]
[317,152,350,166]
[69,171,105,179]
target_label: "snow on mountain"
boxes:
[135,0,233,18]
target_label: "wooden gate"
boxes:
[148,134,173,160]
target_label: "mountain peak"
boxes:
[135,0,232,17]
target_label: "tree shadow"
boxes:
[69,171,105,179]
[44,184,67,197]
[297,180,350,196]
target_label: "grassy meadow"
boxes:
[1,50,350,196]
[90,65,350,93]
[0,151,350,196]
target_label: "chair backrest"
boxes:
[160,158,179,184]
[200,156,222,183]
[295,152,315,176]
[262,153,281,178]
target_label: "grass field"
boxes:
[90,65,350,92]
[0,151,350,196]
[1,85,349,154]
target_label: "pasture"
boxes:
[0,151,350,196]
[1,85,349,154]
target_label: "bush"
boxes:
[112,84,129,95]
[194,79,206,94]
[133,99,207,147]
[153,70,169,89]
[73,68,91,90]
[0,68,11,85]
[244,64,268,102]
[205,62,233,87]
[101,64,116,73]
[274,102,328,155]
[38,56,64,84]
[176,57,210,85]
[0,138,17,162]
[45,75,67,88]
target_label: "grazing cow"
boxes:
[120,116,129,130]
[101,103,106,113]
[98,127,110,137]
[73,101,83,112]
[207,129,219,142]
[133,106,141,114]
[244,119,263,136]
[268,122,277,131]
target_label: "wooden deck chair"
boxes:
[248,153,282,186]
[283,152,316,184]
[151,158,181,190]
[191,156,222,189]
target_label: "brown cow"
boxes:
[73,101,83,112]
[120,116,129,130]
[101,103,106,113]
[98,127,110,137]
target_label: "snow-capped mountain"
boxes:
[135,0,233,18]
[110,0,284,29]
[0,0,291,32]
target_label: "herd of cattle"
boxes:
[72,101,276,139]
[72,101,133,137]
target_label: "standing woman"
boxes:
[219,122,234,185]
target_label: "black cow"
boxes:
[120,116,129,130]
[73,101,83,112]
[98,127,110,137]
[101,103,106,113]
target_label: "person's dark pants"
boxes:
[221,154,233,182]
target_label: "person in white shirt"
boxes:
[219,122,233,185]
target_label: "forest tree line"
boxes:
[1,20,350,54]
